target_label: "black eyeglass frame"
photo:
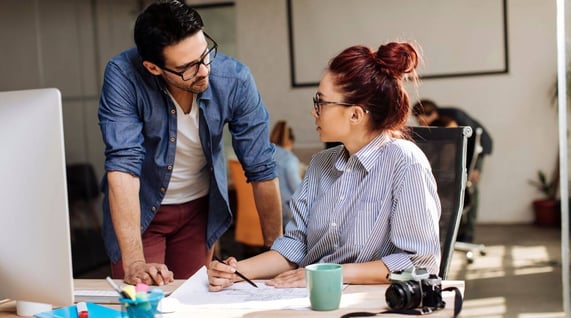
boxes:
[160,32,218,81]
[312,93,369,116]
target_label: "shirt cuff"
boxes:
[381,253,416,273]
[270,236,307,265]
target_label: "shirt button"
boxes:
[339,195,345,201]
[346,168,352,172]
[170,137,175,143]
[160,187,166,193]
[151,206,157,212]
[167,165,173,171]
[331,222,337,227]
[170,109,176,114]
[333,244,339,248]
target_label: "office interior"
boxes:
[0,0,569,317]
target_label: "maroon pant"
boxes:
[111,196,213,279]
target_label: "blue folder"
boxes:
[34,302,121,318]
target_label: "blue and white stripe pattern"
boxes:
[271,132,441,274]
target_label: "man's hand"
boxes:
[124,261,174,286]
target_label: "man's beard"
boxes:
[166,75,209,94]
[186,75,209,94]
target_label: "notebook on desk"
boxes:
[74,289,173,304]
[74,290,120,304]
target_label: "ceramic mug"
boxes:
[305,263,343,311]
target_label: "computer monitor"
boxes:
[0,88,74,315]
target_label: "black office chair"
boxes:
[454,127,487,263]
[66,163,101,230]
[409,126,471,279]
[66,163,108,276]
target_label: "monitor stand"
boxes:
[16,301,52,316]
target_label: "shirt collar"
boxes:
[334,132,391,173]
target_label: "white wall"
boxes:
[0,0,148,182]
[235,0,559,223]
[0,0,559,224]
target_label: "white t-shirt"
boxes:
[162,94,209,204]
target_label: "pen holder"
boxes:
[119,290,163,318]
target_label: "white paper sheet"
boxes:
[169,266,311,310]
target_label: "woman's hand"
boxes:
[265,268,306,288]
[207,257,239,291]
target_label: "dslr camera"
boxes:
[385,267,445,311]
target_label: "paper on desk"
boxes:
[169,266,311,310]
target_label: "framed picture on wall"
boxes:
[287,0,508,87]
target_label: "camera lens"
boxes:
[385,281,422,310]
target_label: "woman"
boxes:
[208,41,441,290]
[270,120,303,227]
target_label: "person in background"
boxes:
[270,120,302,227]
[207,41,441,290]
[412,99,493,243]
[98,0,282,285]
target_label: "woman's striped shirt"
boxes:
[271,132,441,274]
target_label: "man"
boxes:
[98,0,282,285]
[413,99,493,243]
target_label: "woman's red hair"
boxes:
[328,42,419,135]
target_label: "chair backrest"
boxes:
[228,159,264,246]
[464,127,484,213]
[66,163,99,202]
[409,126,472,279]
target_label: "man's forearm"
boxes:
[107,171,145,267]
[252,179,282,246]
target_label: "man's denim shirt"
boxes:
[98,47,276,263]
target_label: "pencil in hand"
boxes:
[213,256,258,288]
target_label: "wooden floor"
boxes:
[448,224,565,318]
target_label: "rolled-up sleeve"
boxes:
[271,172,313,264]
[228,66,276,182]
[98,61,146,177]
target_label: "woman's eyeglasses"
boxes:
[312,93,369,116]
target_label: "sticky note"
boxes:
[122,284,136,300]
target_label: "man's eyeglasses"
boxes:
[160,32,218,81]
[312,93,368,117]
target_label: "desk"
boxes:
[0,279,464,317]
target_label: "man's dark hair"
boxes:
[412,99,439,117]
[134,0,204,66]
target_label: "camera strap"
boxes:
[443,286,463,317]
[340,287,463,318]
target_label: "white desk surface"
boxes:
[0,279,464,317]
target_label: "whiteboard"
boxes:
[287,0,508,87]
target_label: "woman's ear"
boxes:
[349,106,367,124]
[143,61,163,76]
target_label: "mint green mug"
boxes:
[305,263,343,311]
